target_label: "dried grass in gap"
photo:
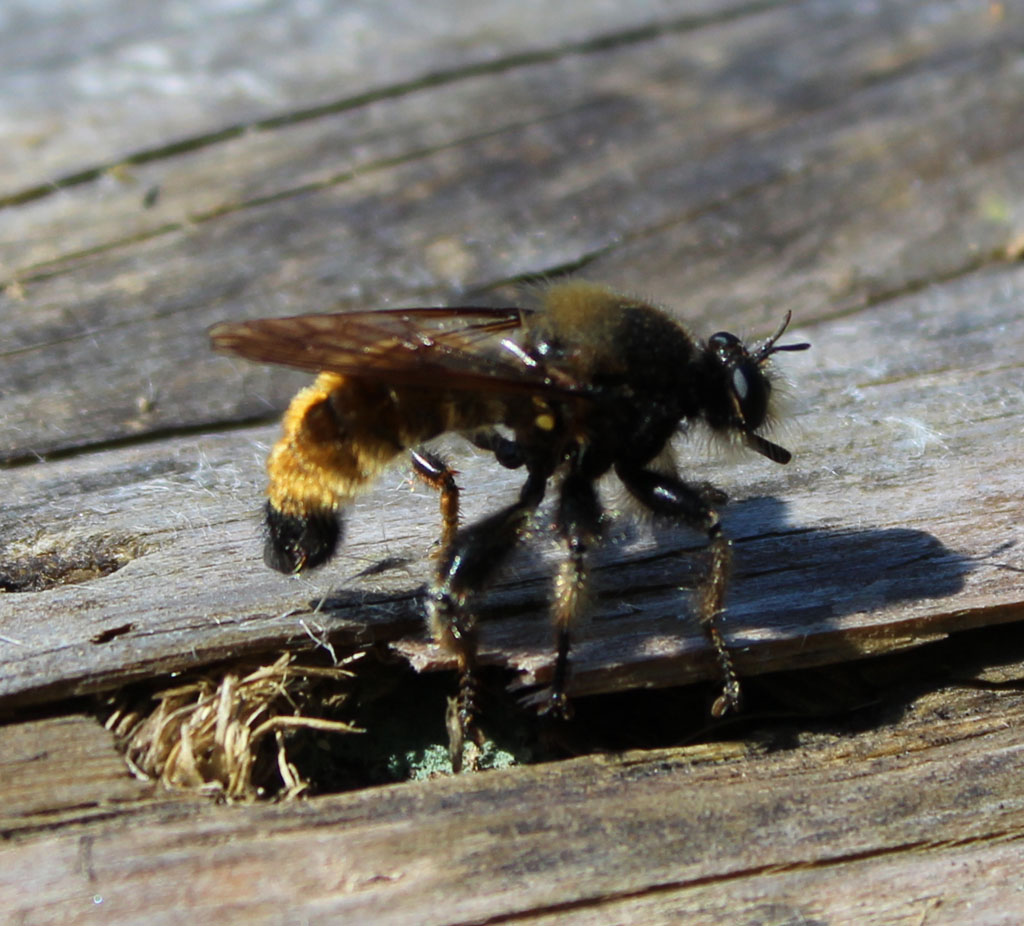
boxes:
[106,652,362,801]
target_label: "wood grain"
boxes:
[1,0,1023,922]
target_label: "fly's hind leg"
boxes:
[615,465,741,717]
[409,448,460,555]
[426,471,546,771]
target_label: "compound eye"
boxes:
[732,360,769,429]
[732,366,750,401]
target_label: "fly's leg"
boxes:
[409,448,460,555]
[426,471,547,772]
[615,465,741,717]
[698,519,739,717]
[544,471,603,718]
[467,427,526,470]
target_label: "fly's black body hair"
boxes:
[210,280,810,771]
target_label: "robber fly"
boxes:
[210,280,809,770]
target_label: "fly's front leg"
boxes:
[426,471,546,771]
[698,519,740,718]
[409,448,460,555]
[467,427,526,470]
[615,465,741,717]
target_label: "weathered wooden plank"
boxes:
[0,0,758,192]
[0,714,151,831]
[0,0,1020,720]
[8,0,1009,277]
[1,0,1023,921]
[2,675,1023,925]
[2,1,1022,460]
[2,258,1022,711]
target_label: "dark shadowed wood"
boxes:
[1,0,1023,922]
